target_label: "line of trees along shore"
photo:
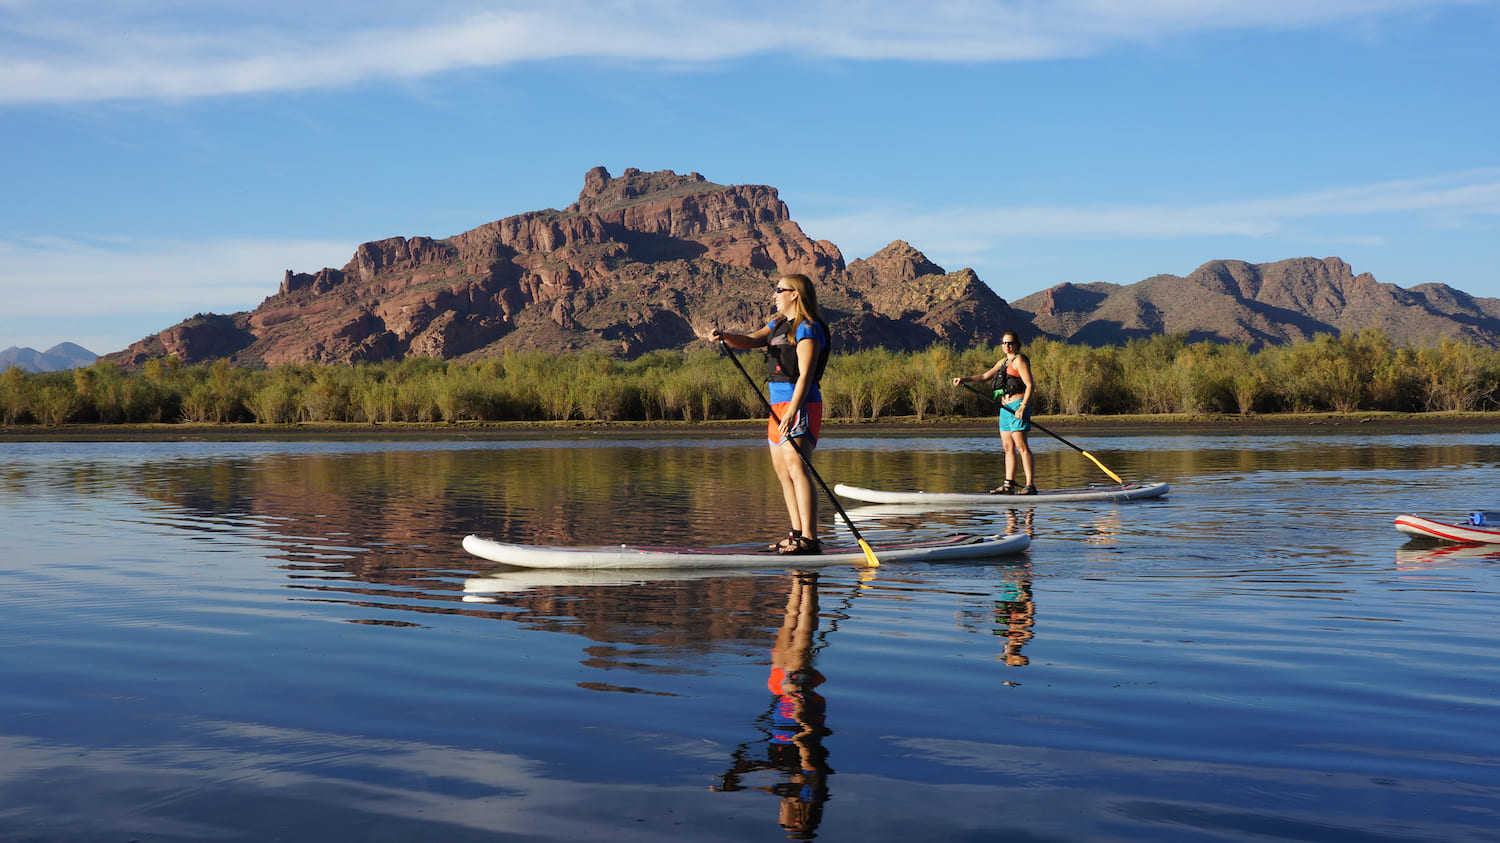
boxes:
[3,330,1498,426]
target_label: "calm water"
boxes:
[2,425,1499,842]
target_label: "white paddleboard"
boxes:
[833,481,1169,505]
[461,531,1030,569]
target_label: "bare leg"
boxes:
[1014,430,1034,487]
[770,439,818,541]
[1000,430,1018,485]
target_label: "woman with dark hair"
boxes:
[710,273,830,554]
[954,330,1036,494]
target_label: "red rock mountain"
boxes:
[1013,257,1500,349]
[110,170,1500,366]
[112,167,1020,366]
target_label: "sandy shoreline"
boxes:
[2,411,1495,441]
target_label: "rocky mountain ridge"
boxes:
[111,167,1018,367]
[104,167,1500,368]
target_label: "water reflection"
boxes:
[951,564,1037,667]
[715,571,833,839]
[463,566,857,837]
[993,570,1036,667]
[6,431,1500,841]
[840,504,1037,549]
[106,442,800,559]
[836,430,1500,492]
[1393,541,1500,570]
[1005,508,1035,539]
[463,566,759,596]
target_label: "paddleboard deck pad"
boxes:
[461,531,1030,569]
[1394,514,1500,545]
[833,481,1169,505]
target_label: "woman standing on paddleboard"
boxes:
[711,274,830,554]
[954,330,1036,494]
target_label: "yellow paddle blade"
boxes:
[1083,451,1124,484]
[858,539,880,567]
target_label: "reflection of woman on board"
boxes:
[710,274,831,555]
[953,330,1036,494]
[714,572,832,838]
[993,572,1036,666]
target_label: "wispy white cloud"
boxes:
[0,0,1476,104]
[800,169,1500,259]
[0,235,353,315]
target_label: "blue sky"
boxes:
[2,0,1498,355]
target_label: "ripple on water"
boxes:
[2,434,1499,842]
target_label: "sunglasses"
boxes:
[774,287,794,294]
[1002,340,1019,346]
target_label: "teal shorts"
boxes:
[998,398,1030,433]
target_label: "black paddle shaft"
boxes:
[961,381,1083,454]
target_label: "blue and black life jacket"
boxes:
[766,317,830,384]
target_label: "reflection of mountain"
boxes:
[131,443,792,584]
[136,444,849,829]
[124,444,805,671]
[539,575,797,678]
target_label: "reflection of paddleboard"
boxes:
[1393,514,1500,545]
[461,532,1030,569]
[844,503,994,520]
[834,481,1169,505]
[464,567,760,595]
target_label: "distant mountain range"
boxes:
[1,343,97,373]
[98,167,1500,367]
[1013,257,1500,349]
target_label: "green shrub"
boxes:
[31,372,79,425]
[0,366,33,424]
[1415,340,1500,411]
[13,333,1500,426]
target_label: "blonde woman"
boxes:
[953,331,1036,494]
[711,274,830,554]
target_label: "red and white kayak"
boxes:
[1393,514,1500,545]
